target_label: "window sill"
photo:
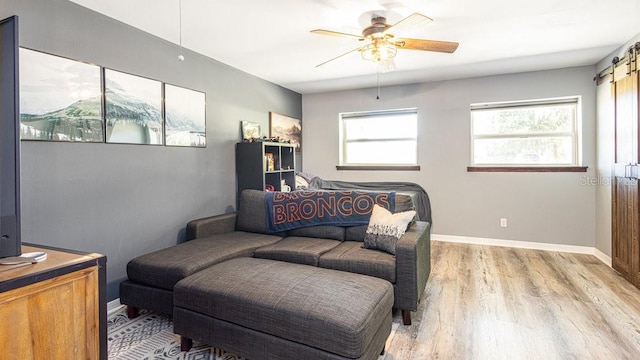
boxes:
[467,166,588,173]
[336,165,421,171]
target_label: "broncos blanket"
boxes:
[265,190,395,233]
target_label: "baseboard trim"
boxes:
[432,234,612,267]
[107,298,125,317]
[593,248,612,267]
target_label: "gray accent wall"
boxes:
[302,66,597,248]
[2,0,302,300]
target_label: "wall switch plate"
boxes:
[500,218,508,227]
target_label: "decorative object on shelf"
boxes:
[164,84,206,147]
[19,48,103,142]
[264,153,275,171]
[105,69,163,145]
[265,184,275,192]
[280,179,291,192]
[269,112,301,153]
[241,120,262,141]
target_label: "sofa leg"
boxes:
[126,306,139,319]
[180,336,193,352]
[380,345,385,355]
[402,309,412,325]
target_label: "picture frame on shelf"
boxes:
[104,69,163,145]
[269,112,301,152]
[19,48,103,142]
[241,120,262,141]
[264,153,275,172]
[165,84,206,147]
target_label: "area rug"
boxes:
[108,306,397,359]
[107,307,245,360]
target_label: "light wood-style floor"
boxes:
[383,241,640,360]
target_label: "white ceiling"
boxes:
[68,0,640,94]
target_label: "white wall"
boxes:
[594,33,640,257]
[302,66,597,247]
[595,81,614,257]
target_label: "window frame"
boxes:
[469,96,584,170]
[338,108,419,170]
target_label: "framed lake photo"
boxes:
[19,48,103,142]
[269,112,301,152]
[105,69,163,145]
[164,84,206,147]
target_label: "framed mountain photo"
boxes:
[104,69,163,145]
[19,48,103,142]
[269,112,301,152]
[164,84,206,147]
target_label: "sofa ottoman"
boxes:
[174,257,394,360]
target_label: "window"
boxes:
[339,109,418,168]
[470,97,581,166]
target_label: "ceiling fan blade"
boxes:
[395,38,459,53]
[311,29,363,40]
[316,45,366,67]
[386,13,432,35]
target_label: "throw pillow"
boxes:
[363,204,416,255]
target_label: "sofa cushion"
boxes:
[363,205,416,255]
[236,190,272,234]
[319,241,396,283]
[345,225,368,241]
[287,225,345,241]
[253,236,341,266]
[127,231,283,290]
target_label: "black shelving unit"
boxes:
[236,142,296,199]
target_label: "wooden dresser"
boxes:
[0,244,106,359]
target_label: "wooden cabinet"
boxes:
[236,142,296,197]
[610,44,640,288]
[0,244,106,359]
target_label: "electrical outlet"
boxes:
[500,218,508,228]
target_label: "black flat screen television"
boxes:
[0,15,21,258]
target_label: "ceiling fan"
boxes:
[311,13,459,68]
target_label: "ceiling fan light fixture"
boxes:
[361,41,397,63]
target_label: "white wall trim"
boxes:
[432,234,612,267]
[593,248,612,267]
[107,298,125,317]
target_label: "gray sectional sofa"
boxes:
[120,188,432,332]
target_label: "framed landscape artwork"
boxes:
[104,69,163,145]
[164,84,206,147]
[269,112,301,152]
[19,48,103,142]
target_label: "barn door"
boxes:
[611,46,640,287]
